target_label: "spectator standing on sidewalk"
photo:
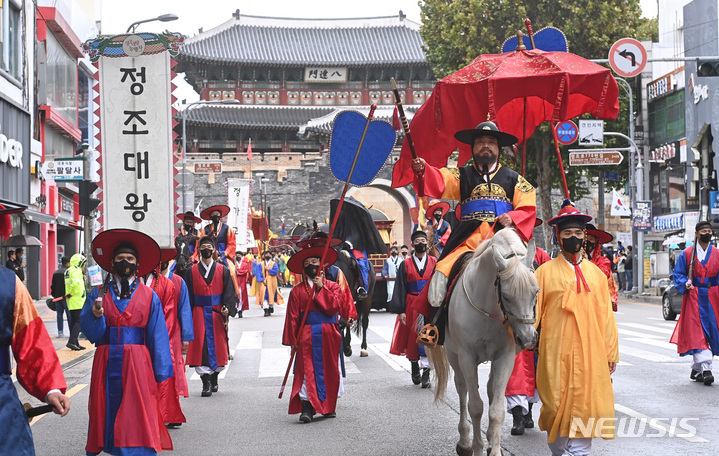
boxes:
[624,246,634,291]
[51,257,71,337]
[5,250,19,277]
[64,253,87,351]
[614,250,626,292]
[14,248,25,282]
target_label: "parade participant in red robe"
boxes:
[283,246,342,423]
[389,230,437,388]
[0,205,70,456]
[159,249,194,405]
[81,229,173,455]
[585,223,619,311]
[185,236,237,397]
[671,220,719,385]
[233,250,252,317]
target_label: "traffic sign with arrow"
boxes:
[608,38,647,78]
[568,149,625,166]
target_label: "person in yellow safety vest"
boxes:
[64,253,87,351]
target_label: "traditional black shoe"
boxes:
[166,423,182,428]
[322,413,336,418]
[200,374,212,397]
[702,370,714,386]
[411,361,421,385]
[66,343,82,351]
[77,344,86,350]
[691,369,700,380]
[237,311,243,318]
[421,368,431,389]
[524,402,534,428]
[210,372,219,392]
[694,371,705,382]
[263,308,271,317]
[299,400,314,423]
[510,406,525,436]
[269,305,274,314]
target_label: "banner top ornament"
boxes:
[83,32,184,62]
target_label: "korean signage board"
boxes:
[44,157,84,181]
[227,178,251,249]
[304,67,348,83]
[0,99,31,206]
[632,201,652,232]
[193,161,222,174]
[85,33,183,249]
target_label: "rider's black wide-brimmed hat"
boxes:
[176,210,201,224]
[200,205,230,220]
[454,121,518,147]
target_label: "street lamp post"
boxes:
[180,99,240,211]
[126,14,179,33]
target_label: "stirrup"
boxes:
[417,324,439,348]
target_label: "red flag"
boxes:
[247,140,253,161]
[392,106,401,131]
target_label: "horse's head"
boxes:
[175,240,191,275]
[490,229,539,351]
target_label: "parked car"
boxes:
[662,275,682,321]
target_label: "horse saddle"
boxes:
[417,251,474,348]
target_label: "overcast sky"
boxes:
[100,0,658,102]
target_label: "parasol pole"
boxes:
[390,77,424,197]
[551,122,571,198]
[525,18,536,50]
[279,104,379,399]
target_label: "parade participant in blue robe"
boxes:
[81,229,174,456]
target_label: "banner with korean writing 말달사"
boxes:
[86,33,183,249]
[227,178,251,250]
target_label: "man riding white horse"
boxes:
[410,120,536,309]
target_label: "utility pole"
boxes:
[82,143,92,264]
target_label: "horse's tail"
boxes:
[427,344,450,404]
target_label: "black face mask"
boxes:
[391,251,398,257]
[113,260,137,278]
[200,248,213,259]
[434,214,442,222]
[401,252,408,257]
[160,261,170,271]
[584,242,596,254]
[414,243,427,253]
[211,215,221,223]
[304,264,319,278]
[562,236,583,254]
[183,223,193,230]
[264,256,271,261]
[700,233,713,243]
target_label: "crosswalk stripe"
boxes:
[624,337,677,351]
[369,343,409,371]
[619,345,680,363]
[369,325,394,343]
[618,322,674,335]
[237,331,263,349]
[258,347,292,377]
[617,328,663,339]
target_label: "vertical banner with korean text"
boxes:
[227,178,251,250]
[86,33,183,248]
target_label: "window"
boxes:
[46,32,78,125]
[0,1,23,81]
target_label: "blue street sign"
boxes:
[555,120,578,145]
[604,171,619,181]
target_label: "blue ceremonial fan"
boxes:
[501,26,568,53]
[329,109,397,187]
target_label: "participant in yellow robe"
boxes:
[535,200,619,455]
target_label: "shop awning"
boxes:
[21,209,57,224]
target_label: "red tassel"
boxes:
[392,106,401,131]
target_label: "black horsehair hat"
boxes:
[198,236,215,247]
[454,121,518,147]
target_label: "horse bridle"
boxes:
[461,253,537,326]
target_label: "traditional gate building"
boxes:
[174,10,435,246]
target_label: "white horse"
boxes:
[429,228,539,456]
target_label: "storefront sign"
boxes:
[653,212,683,232]
[0,99,31,206]
[0,133,24,169]
[647,74,672,101]
[87,33,183,248]
[633,201,652,231]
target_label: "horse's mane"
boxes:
[476,228,537,294]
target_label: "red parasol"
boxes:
[391,48,620,191]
